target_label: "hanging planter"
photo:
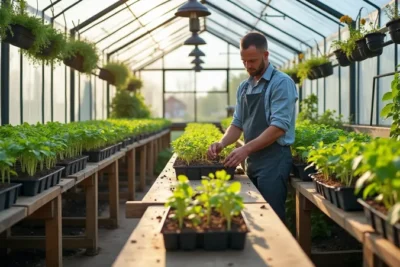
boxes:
[307,66,320,80]
[365,32,386,53]
[356,37,382,58]
[126,76,143,92]
[63,54,85,72]
[281,66,300,84]
[333,49,351,67]
[99,68,116,85]
[34,26,67,66]
[317,62,333,77]
[63,39,99,75]
[3,23,35,50]
[386,18,400,44]
[351,46,367,62]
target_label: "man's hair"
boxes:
[240,32,268,51]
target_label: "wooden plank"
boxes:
[89,151,125,172]
[139,145,147,191]
[13,186,61,216]
[113,204,314,267]
[46,195,62,267]
[108,161,119,228]
[67,164,98,184]
[85,172,99,254]
[140,154,264,205]
[296,190,312,257]
[62,217,117,228]
[57,178,75,193]
[1,236,95,249]
[125,201,163,218]
[364,232,400,267]
[147,141,154,181]
[0,207,27,233]
[345,213,374,242]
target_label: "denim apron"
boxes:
[240,69,293,222]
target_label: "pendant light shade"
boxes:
[191,57,204,64]
[175,0,211,18]
[193,64,203,72]
[189,46,205,57]
[184,32,206,45]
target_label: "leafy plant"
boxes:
[126,75,143,92]
[110,90,151,119]
[381,68,400,140]
[165,175,194,229]
[35,25,67,66]
[297,55,329,83]
[64,38,99,75]
[0,0,12,40]
[102,61,130,88]
[297,94,318,123]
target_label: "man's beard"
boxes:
[247,60,265,77]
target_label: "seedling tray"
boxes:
[56,155,89,177]
[0,183,22,212]
[173,162,235,180]
[83,143,118,162]
[160,207,249,251]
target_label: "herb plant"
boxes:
[381,68,400,140]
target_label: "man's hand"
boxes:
[223,146,250,168]
[207,142,224,159]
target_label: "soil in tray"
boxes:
[174,158,227,167]
[312,173,350,187]
[162,209,248,233]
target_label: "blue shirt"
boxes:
[231,63,298,146]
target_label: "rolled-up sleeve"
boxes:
[231,81,245,129]
[269,78,297,132]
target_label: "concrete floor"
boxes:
[63,188,149,267]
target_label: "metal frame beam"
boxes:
[203,0,300,54]
[52,0,83,22]
[304,0,343,19]
[108,16,178,56]
[71,0,131,34]
[225,0,311,49]
[296,0,344,25]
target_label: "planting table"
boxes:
[125,154,265,218]
[114,204,314,267]
[291,178,400,267]
[0,186,63,267]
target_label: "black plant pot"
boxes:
[162,232,179,251]
[386,18,400,44]
[290,73,300,84]
[38,42,55,57]
[292,163,314,181]
[179,232,197,251]
[308,66,321,80]
[334,49,351,67]
[0,183,22,212]
[3,24,35,50]
[318,62,333,77]
[173,163,235,180]
[335,186,362,211]
[204,232,229,250]
[320,182,333,202]
[64,54,85,72]
[365,32,386,54]
[99,68,116,85]
[357,37,382,58]
[56,155,89,177]
[351,46,368,62]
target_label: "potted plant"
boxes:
[354,138,400,248]
[172,123,236,180]
[35,25,67,66]
[282,64,300,84]
[99,61,130,87]
[380,68,400,140]
[63,38,99,75]
[297,55,332,83]
[126,76,143,92]
[0,0,13,42]
[384,2,400,44]
[161,171,249,251]
[0,140,22,212]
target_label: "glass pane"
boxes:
[23,56,42,124]
[9,46,21,125]
[197,93,228,122]
[229,45,243,69]
[140,71,163,118]
[53,64,66,123]
[44,65,51,123]
[165,71,195,92]
[196,71,226,92]
[229,70,248,107]
[164,93,195,122]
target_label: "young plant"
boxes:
[165,175,194,229]
[381,68,400,140]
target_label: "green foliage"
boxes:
[172,123,236,165]
[111,90,151,119]
[34,25,67,66]
[298,94,318,123]
[0,119,171,178]
[281,65,299,77]
[381,68,400,140]
[297,55,329,84]
[103,61,130,88]
[126,76,143,91]
[166,170,244,231]
[64,38,99,75]
[0,1,12,40]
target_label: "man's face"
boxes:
[240,45,269,77]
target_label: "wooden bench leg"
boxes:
[84,173,99,255]
[0,229,11,256]
[46,195,62,267]
[167,132,171,149]
[296,190,312,257]
[108,161,119,228]
[139,145,147,191]
[127,148,136,201]
[158,136,162,153]
[153,140,158,170]
[147,141,154,181]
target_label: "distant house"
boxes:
[165,96,187,119]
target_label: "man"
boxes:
[207,32,298,223]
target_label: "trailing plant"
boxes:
[126,75,143,92]
[35,25,67,66]
[381,68,400,140]
[64,38,99,75]
[0,0,12,40]
[110,90,151,119]
[102,61,130,88]
[297,55,329,83]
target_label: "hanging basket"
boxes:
[37,42,55,57]
[386,18,400,44]
[127,83,137,92]
[333,49,351,67]
[317,62,333,78]
[99,68,116,85]
[356,37,382,58]
[3,24,35,50]
[63,54,85,72]
[289,73,300,84]
[307,66,321,80]
[351,46,367,62]
[365,32,386,53]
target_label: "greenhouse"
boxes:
[0,0,399,266]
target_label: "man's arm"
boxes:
[220,124,243,148]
